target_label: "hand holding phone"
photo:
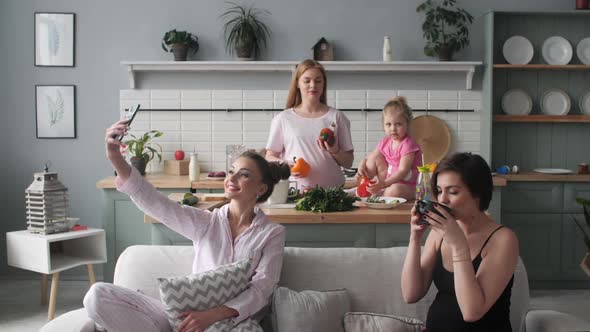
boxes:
[115,104,140,141]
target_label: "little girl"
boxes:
[357,96,422,200]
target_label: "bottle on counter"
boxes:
[189,153,200,181]
[415,166,431,202]
[383,36,392,61]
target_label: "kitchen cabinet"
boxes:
[483,11,590,171]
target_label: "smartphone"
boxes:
[115,104,140,141]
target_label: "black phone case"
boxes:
[116,104,140,141]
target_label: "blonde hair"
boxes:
[285,59,328,109]
[383,96,413,124]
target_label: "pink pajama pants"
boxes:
[83,282,172,332]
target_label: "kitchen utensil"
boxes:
[542,36,573,65]
[501,89,533,115]
[541,89,571,115]
[410,115,451,165]
[533,168,573,174]
[576,38,590,65]
[503,36,534,65]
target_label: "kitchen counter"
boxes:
[260,203,413,223]
[97,172,508,189]
[498,172,590,182]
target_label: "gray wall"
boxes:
[0,0,571,276]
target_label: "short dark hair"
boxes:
[430,152,493,211]
[239,151,291,203]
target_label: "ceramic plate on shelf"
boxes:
[503,36,534,65]
[541,89,571,115]
[579,92,590,115]
[501,89,533,115]
[359,197,407,209]
[576,38,590,65]
[533,168,573,175]
[542,36,573,65]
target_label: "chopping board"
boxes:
[144,193,229,224]
[410,114,451,165]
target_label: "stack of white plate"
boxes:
[503,36,534,65]
[501,89,533,115]
[542,36,573,65]
[541,89,571,115]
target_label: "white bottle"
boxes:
[189,153,200,181]
[383,36,392,61]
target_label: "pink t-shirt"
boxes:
[266,107,354,189]
[377,135,421,185]
[116,167,285,325]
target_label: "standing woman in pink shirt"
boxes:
[265,59,355,189]
[83,124,288,332]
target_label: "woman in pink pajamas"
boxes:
[84,120,288,332]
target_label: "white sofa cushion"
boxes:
[38,308,95,332]
[272,287,350,332]
[343,312,425,332]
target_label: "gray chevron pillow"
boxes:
[157,258,252,330]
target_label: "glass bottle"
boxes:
[383,36,392,61]
[416,166,431,201]
[189,153,200,182]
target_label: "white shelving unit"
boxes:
[121,61,482,90]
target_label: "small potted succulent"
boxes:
[161,29,200,61]
[573,197,590,277]
[220,1,271,60]
[416,0,473,61]
[124,130,163,175]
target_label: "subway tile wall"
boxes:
[120,89,482,173]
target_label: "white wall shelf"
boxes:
[121,61,482,90]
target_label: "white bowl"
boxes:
[503,36,534,65]
[542,36,573,65]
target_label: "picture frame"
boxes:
[35,85,76,139]
[34,12,75,67]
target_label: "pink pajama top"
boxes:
[116,167,286,325]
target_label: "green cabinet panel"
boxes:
[151,224,193,246]
[283,224,375,248]
[563,183,590,213]
[502,213,561,280]
[561,214,590,280]
[375,224,412,248]
[502,182,562,213]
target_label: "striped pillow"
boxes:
[157,258,257,331]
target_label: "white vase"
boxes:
[383,36,392,61]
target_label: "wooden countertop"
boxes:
[98,173,508,189]
[497,172,590,182]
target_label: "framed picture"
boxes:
[34,12,75,67]
[35,85,76,138]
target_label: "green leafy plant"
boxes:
[220,1,271,59]
[416,0,473,60]
[295,186,359,213]
[573,198,590,252]
[161,29,200,54]
[124,130,163,164]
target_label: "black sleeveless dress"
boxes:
[425,226,514,332]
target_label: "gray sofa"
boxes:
[40,245,590,332]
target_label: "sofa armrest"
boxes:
[525,309,590,332]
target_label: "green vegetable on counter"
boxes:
[180,193,199,206]
[366,195,386,204]
[295,185,359,212]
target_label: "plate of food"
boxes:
[359,196,407,209]
[206,171,226,181]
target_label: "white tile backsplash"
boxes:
[122,88,484,171]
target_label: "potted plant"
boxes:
[573,197,590,277]
[416,0,473,61]
[124,130,163,175]
[161,29,200,61]
[220,1,271,60]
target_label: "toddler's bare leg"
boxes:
[384,183,415,200]
[373,153,389,182]
[362,151,382,180]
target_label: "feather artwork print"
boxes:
[47,20,60,56]
[46,89,65,126]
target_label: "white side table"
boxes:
[6,228,107,320]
